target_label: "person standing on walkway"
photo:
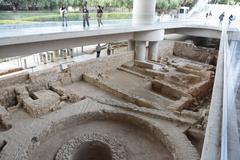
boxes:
[209,11,212,16]
[219,12,225,25]
[96,44,101,58]
[205,12,209,24]
[228,14,235,25]
[83,6,90,28]
[107,44,112,56]
[97,5,103,28]
[60,5,68,27]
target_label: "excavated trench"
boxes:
[0,40,219,160]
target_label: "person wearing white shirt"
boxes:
[59,5,68,27]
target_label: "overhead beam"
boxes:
[0,33,134,58]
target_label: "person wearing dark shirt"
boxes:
[96,44,101,58]
[229,14,235,25]
[83,6,90,28]
[219,12,225,25]
[97,5,103,28]
[209,11,212,16]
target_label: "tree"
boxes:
[181,0,195,7]
[156,0,183,12]
[123,0,133,10]
[3,0,24,11]
[218,0,228,4]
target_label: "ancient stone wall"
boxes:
[0,72,29,107]
[173,42,218,64]
[70,51,134,82]
[0,51,134,108]
[0,71,29,89]
[157,40,175,58]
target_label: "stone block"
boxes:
[23,90,61,118]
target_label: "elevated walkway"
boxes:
[0,19,223,58]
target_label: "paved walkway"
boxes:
[0,18,221,39]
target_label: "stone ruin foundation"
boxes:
[0,41,218,160]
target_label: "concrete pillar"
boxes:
[135,41,146,61]
[42,53,48,64]
[81,46,84,53]
[64,49,68,59]
[132,0,157,25]
[49,52,55,62]
[148,41,159,61]
[70,49,74,58]
[72,48,77,56]
[128,40,135,51]
[54,50,59,56]
[36,53,40,65]
[23,59,27,69]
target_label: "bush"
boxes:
[0,11,132,23]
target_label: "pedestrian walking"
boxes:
[205,12,209,24]
[97,5,103,28]
[83,6,90,28]
[96,44,101,58]
[219,12,225,25]
[209,11,212,16]
[107,44,112,56]
[228,14,235,25]
[60,5,68,27]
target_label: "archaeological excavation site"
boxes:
[0,39,220,160]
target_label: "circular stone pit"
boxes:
[55,133,127,160]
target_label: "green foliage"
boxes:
[0,0,133,10]
[156,0,169,10]
[0,11,132,24]
[2,0,240,11]
[156,0,183,11]
[218,0,228,4]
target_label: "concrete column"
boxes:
[23,59,27,69]
[54,50,59,56]
[148,41,159,61]
[36,53,40,65]
[64,49,68,59]
[81,46,84,53]
[49,52,55,62]
[42,53,48,64]
[128,40,135,51]
[72,48,77,56]
[135,41,146,61]
[132,0,157,25]
[70,49,74,58]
